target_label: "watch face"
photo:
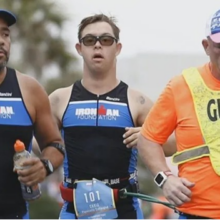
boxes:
[155,173,164,184]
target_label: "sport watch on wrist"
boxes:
[40,159,54,176]
[154,171,173,188]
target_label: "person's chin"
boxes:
[0,60,7,69]
[91,65,105,73]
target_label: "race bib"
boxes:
[73,179,118,219]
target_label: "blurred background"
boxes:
[2,0,218,218]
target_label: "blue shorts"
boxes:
[179,214,188,219]
[59,198,144,219]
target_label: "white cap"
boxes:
[205,9,220,43]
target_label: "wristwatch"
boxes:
[154,171,173,188]
[41,159,54,176]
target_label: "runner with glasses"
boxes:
[33,13,176,219]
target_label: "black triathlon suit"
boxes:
[60,80,143,219]
[0,68,33,218]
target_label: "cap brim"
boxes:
[0,9,16,26]
[210,33,220,43]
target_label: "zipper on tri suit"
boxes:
[96,95,99,126]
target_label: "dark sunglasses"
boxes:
[80,35,118,46]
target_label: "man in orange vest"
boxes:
[137,8,220,219]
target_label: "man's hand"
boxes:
[162,175,195,206]
[123,127,141,148]
[15,158,46,186]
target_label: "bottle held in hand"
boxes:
[13,140,41,201]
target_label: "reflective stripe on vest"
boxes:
[172,67,220,175]
[172,145,210,164]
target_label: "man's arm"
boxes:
[137,82,194,206]
[136,93,154,127]
[32,89,62,157]
[137,83,177,173]
[138,132,194,206]
[34,83,63,162]
[123,90,153,148]
[162,133,176,156]
[18,79,64,186]
[124,89,176,156]
[136,92,177,156]
[138,135,170,175]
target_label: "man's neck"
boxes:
[209,62,220,80]
[82,73,119,95]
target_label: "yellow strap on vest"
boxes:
[172,67,220,175]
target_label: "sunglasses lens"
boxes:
[82,36,116,46]
[83,36,96,46]
[100,36,115,46]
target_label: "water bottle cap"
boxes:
[14,140,25,152]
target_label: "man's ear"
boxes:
[75,43,82,56]
[115,42,122,56]
[202,39,210,56]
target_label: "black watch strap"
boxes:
[40,159,53,176]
